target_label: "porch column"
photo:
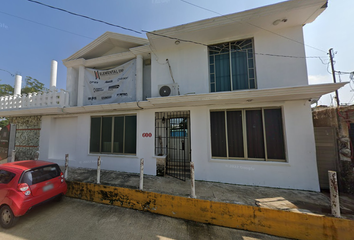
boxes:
[14,74,22,95]
[66,67,78,107]
[77,65,85,107]
[136,54,143,102]
[50,60,58,91]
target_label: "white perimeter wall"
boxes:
[39,99,319,191]
[151,26,308,97]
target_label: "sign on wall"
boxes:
[83,59,136,105]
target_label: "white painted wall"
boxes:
[150,25,308,98]
[39,111,150,175]
[39,99,319,191]
[189,100,319,191]
[254,26,308,88]
[151,44,209,97]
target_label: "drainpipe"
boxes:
[50,60,58,91]
[136,55,143,101]
[14,75,22,95]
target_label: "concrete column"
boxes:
[14,75,22,95]
[136,55,143,102]
[97,156,101,184]
[139,158,144,190]
[64,154,69,179]
[50,60,58,91]
[77,65,85,107]
[66,67,78,107]
[328,171,341,217]
[190,162,196,198]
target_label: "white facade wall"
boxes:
[39,99,319,191]
[42,23,321,191]
[151,26,308,98]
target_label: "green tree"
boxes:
[0,119,9,128]
[0,76,47,96]
[22,76,46,94]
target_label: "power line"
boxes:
[25,0,142,34]
[24,0,327,61]
[0,11,94,40]
[145,30,326,59]
[0,69,14,77]
[179,0,328,54]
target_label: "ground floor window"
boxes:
[210,108,285,161]
[90,115,136,154]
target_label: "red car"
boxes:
[0,160,67,228]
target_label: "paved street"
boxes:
[0,197,289,240]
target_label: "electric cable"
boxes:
[179,0,327,53]
[25,0,142,34]
[0,69,14,77]
[0,10,94,40]
[23,0,328,61]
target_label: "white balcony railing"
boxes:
[0,90,69,110]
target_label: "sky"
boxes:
[0,0,353,106]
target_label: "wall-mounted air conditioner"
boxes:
[158,83,179,97]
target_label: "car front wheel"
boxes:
[0,205,18,229]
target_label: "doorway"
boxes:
[155,111,191,180]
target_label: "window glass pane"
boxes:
[210,111,227,157]
[227,111,244,157]
[249,79,256,89]
[231,51,248,90]
[124,116,137,154]
[0,170,15,184]
[21,165,60,185]
[209,64,214,74]
[113,117,124,153]
[210,83,215,93]
[101,117,112,153]
[246,110,265,158]
[249,69,254,79]
[209,55,214,64]
[248,59,254,68]
[264,109,286,160]
[90,117,101,152]
[215,54,231,92]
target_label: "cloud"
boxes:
[308,75,333,85]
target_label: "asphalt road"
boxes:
[0,197,289,240]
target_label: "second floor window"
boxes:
[209,38,256,92]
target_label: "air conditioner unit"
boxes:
[158,83,179,97]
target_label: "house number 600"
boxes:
[142,133,152,137]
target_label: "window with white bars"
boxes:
[209,38,256,92]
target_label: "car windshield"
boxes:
[0,170,16,184]
[20,165,61,185]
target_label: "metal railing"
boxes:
[0,90,69,110]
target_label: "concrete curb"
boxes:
[66,181,354,240]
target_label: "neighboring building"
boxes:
[313,105,354,194]
[0,0,346,191]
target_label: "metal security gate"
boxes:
[155,111,190,181]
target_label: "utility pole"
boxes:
[329,48,340,106]
[329,48,343,191]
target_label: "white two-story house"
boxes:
[0,0,345,191]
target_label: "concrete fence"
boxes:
[0,90,69,110]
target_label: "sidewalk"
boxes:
[65,167,354,220]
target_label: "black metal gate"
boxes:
[155,111,190,181]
